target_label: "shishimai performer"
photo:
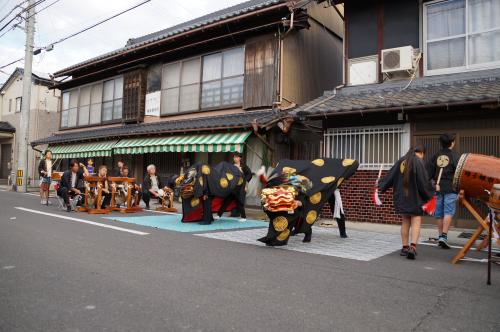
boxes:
[179,162,247,225]
[378,145,434,260]
[258,158,359,246]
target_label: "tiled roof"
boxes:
[0,121,15,133]
[294,68,500,116]
[54,0,285,76]
[31,109,282,146]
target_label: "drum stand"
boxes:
[109,177,143,213]
[452,190,492,264]
[156,188,177,213]
[78,177,110,215]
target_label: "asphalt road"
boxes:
[0,190,499,332]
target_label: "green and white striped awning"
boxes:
[114,132,251,155]
[48,141,118,159]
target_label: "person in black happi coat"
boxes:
[378,144,434,260]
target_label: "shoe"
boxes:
[198,221,212,225]
[46,200,52,205]
[303,231,312,243]
[407,246,417,260]
[66,205,72,212]
[400,247,409,256]
[145,205,150,210]
[239,218,246,222]
[41,200,45,204]
[438,236,450,249]
[214,215,221,220]
[339,232,348,239]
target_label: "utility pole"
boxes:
[16,0,35,192]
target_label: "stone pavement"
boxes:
[197,227,402,261]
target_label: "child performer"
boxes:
[378,145,434,260]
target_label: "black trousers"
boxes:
[57,187,83,205]
[142,191,161,207]
[218,195,246,218]
[101,192,111,209]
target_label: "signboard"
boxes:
[145,91,161,117]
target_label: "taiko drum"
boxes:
[453,153,500,201]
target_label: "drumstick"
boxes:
[436,167,444,186]
[377,164,383,181]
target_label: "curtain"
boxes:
[426,0,465,70]
[202,53,222,82]
[223,47,245,77]
[468,0,500,65]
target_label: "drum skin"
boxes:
[453,153,500,201]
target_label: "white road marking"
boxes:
[14,207,149,235]
[2,266,15,270]
[85,305,96,310]
[419,241,500,253]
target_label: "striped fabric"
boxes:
[113,132,251,155]
[48,141,118,159]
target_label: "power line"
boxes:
[0,0,28,25]
[46,0,151,49]
[0,56,24,70]
[0,0,45,33]
[0,0,152,70]
[0,0,61,40]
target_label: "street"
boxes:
[0,189,499,332]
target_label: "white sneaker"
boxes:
[239,218,246,222]
[214,215,221,220]
[46,200,53,205]
[41,200,45,204]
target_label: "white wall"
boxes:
[1,74,61,183]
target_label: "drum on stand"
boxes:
[453,153,500,202]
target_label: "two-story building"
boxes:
[294,0,500,227]
[0,68,60,185]
[31,0,344,205]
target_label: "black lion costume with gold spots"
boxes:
[258,158,359,246]
[180,162,247,223]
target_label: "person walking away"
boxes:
[38,150,53,205]
[427,133,460,249]
[57,160,89,212]
[379,145,434,260]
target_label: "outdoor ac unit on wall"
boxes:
[381,46,414,73]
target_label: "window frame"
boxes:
[15,97,22,113]
[323,124,411,170]
[423,0,500,76]
[59,75,123,130]
[201,47,245,110]
[159,45,245,116]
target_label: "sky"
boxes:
[0,0,246,84]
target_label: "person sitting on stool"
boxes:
[142,164,168,210]
[97,165,111,209]
[58,160,89,212]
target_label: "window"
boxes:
[15,97,22,113]
[60,76,123,129]
[146,64,162,93]
[78,86,91,126]
[323,125,410,170]
[8,99,12,113]
[201,47,244,108]
[159,47,245,115]
[161,58,201,114]
[424,0,500,75]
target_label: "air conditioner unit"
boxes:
[381,46,414,73]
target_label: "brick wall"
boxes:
[321,170,403,224]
